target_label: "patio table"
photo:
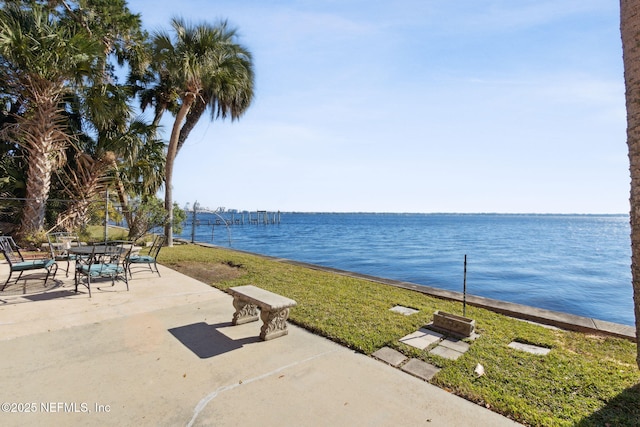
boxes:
[69,244,141,256]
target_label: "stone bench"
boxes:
[228,285,297,340]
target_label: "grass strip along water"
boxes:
[159,243,640,427]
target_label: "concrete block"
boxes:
[372,347,408,367]
[399,328,443,350]
[508,342,551,355]
[432,311,476,338]
[439,338,470,353]
[401,358,440,381]
[390,305,419,316]
[429,345,464,361]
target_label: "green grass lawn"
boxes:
[158,243,640,427]
[83,225,131,242]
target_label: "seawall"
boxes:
[187,240,636,342]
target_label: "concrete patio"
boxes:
[0,262,522,426]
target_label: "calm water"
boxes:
[177,213,634,326]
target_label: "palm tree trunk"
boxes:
[16,78,66,240]
[110,161,133,235]
[21,140,53,236]
[177,95,208,153]
[152,106,166,128]
[620,0,640,368]
[165,93,196,247]
[57,156,110,231]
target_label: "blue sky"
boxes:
[126,0,627,214]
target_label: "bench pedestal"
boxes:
[232,299,259,325]
[229,285,297,341]
[259,307,291,340]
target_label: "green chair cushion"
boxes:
[11,259,55,271]
[128,255,155,263]
[78,263,124,277]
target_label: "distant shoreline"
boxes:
[278,211,629,216]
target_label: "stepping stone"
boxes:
[372,347,408,367]
[390,305,419,315]
[508,341,551,355]
[399,328,443,350]
[515,318,560,330]
[429,345,465,361]
[438,337,470,353]
[401,358,440,381]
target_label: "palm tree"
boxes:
[55,0,147,81]
[54,83,164,233]
[138,72,179,128]
[620,0,640,369]
[148,18,254,246]
[110,118,166,239]
[0,3,101,240]
[56,1,157,234]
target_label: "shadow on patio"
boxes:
[168,321,259,358]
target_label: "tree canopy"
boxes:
[142,17,254,246]
[0,1,189,242]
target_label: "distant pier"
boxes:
[184,204,282,244]
[187,210,281,226]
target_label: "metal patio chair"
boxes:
[127,234,164,278]
[47,232,82,277]
[0,236,58,291]
[74,241,131,297]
